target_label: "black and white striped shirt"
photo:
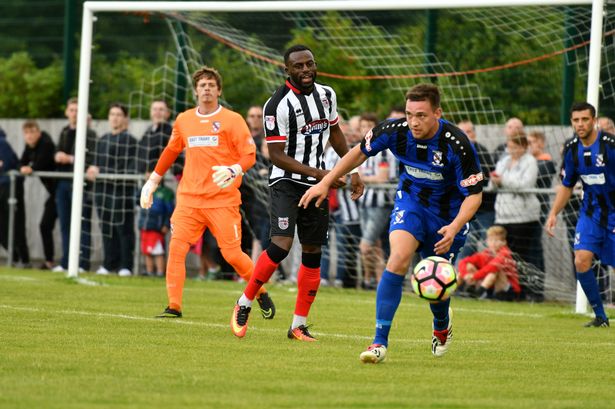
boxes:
[264,79,339,186]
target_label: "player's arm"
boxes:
[212,119,256,188]
[545,184,573,237]
[435,137,483,255]
[435,192,482,255]
[140,125,183,209]
[546,143,577,237]
[299,145,368,208]
[267,142,343,187]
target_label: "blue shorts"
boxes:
[574,214,615,267]
[389,193,468,263]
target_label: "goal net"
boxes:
[72,1,613,305]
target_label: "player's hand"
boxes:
[545,213,557,237]
[349,173,364,200]
[315,169,345,188]
[299,182,329,209]
[20,166,33,175]
[434,224,458,255]
[212,164,243,188]
[140,171,162,209]
[85,166,99,182]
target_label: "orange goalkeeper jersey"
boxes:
[161,106,256,208]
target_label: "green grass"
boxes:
[1,268,613,409]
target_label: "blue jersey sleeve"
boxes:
[359,122,395,157]
[452,136,483,196]
[560,142,578,188]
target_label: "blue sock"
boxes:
[577,270,606,319]
[373,270,405,346]
[430,298,451,331]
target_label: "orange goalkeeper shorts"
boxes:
[170,205,242,249]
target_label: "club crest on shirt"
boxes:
[321,97,330,109]
[212,121,221,133]
[265,115,276,131]
[432,150,444,167]
[574,232,580,245]
[393,210,405,225]
[278,217,289,230]
[596,153,605,167]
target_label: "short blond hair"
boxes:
[487,225,507,241]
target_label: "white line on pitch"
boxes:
[0,275,40,282]
[0,304,489,345]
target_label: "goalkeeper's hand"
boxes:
[212,164,243,188]
[140,171,162,209]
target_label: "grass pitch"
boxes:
[1,268,613,409]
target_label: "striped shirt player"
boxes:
[546,101,613,327]
[233,45,363,341]
[264,80,338,186]
[561,132,615,238]
[298,83,484,362]
[361,117,482,254]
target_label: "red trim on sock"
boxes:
[295,264,321,316]
[244,250,279,300]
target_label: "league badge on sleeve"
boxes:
[265,115,276,131]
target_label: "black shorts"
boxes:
[269,180,329,245]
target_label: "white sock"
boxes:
[238,294,252,308]
[291,314,307,329]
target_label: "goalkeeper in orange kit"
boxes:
[140,66,275,319]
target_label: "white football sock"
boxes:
[291,314,307,329]
[238,294,252,308]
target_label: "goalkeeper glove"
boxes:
[140,171,162,209]
[212,164,243,188]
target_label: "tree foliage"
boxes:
[0,52,62,117]
[0,8,596,124]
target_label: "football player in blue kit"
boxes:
[546,102,614,328]
[299,83,484,362]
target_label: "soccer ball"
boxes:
[411,256,458,301]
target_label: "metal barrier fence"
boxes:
[1,168,612,304]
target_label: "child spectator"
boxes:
[138,182,174,276]
[457,225,520,300]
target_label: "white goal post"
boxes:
[71,0,603,315]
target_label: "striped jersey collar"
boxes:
[285,79,313,95]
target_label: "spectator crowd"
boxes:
[0,98,611,303]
